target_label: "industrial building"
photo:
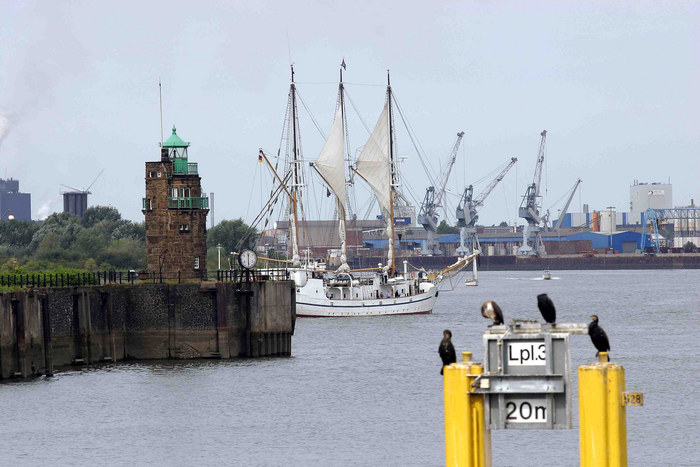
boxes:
[259,219,382,263]
[630,180,672,212]
[363,229,648,256]
[258,177,694,260]
[263,219,651,259]
[63,191,88,218]
[0,178,31,221]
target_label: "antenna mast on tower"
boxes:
[159,78,164,145]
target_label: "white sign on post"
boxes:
[507,341,546,366]
[483,324,580,430]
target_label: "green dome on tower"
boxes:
[163,126,190,148]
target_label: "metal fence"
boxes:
[0,271,133,288]
[0,268,291,289]
[216,268,290,282]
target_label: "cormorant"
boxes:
[481,301,504,325]
[439,330,457,375]
[537,293,556,324]
[588,315,610,355]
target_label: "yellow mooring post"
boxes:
[444,351,491,467]
[578,352,627,467]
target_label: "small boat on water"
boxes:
[542,269,552,280]
[464,252,479,286]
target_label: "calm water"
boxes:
[1,270,698,466]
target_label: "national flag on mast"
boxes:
[341,58,346,70]
[258,154,263,163]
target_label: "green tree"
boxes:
[499,221,509,227]
[59,221,84,250]
[0,206,146,272]
[0,257,22,273]
[35,232,67,261]
[81,206,122,229]
[207,219,257,254]
[436,220,458,234]
[112,220,145,241]
[683,241,697,252]
[28,212,80,253]
[99,238,145,269]
[0,220,41,250]
[74,227,109,258]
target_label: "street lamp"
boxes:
[216,244,223,270]
[1,209,14,221]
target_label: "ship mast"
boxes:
[337,67,349,271]
[387,70,396,276]
[289,65,301,267]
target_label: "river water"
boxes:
[0,270,698,466]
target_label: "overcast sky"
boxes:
[1,1,697,227]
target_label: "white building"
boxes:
[630,181,672,212]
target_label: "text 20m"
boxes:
[505,399,548,423]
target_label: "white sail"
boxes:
[314,106,347,211]
[315,104,350,272]
[355,102,392,215]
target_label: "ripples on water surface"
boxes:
[0,270,698,466]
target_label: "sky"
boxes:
[1,1,698,228]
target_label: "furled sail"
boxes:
[314,106,347,214]
[355,102,391,215]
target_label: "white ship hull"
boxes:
[295,276,438,318]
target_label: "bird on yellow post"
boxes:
[588,315,610,358]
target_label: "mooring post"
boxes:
[578,352,627,467]
[444,351,491,467]
[40,296,54,377]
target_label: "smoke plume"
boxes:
[0,113,9,147]
[36,200,55,220]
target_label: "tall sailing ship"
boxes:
[260,65,476,317]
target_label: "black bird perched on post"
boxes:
[537,293,556,324]
[588,315,610,355]
[439,330,457,375]
[480,301,504,325]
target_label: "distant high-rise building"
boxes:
[630,180,672,212]
[0,178,31,221]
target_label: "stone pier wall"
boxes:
[0,281,295,379]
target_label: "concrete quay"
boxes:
[0,281,295,380]
[352,254,700,271]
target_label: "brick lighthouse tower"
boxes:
[143,126,209,279]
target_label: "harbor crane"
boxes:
[455,157,517,286]
[553,178,582,231]
[455,157,518,255]
[517,130,547,256]
[417,131,464,256]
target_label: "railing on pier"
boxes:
[216,268,290,282]
[0,268,291,290]
[0,271,135,288]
